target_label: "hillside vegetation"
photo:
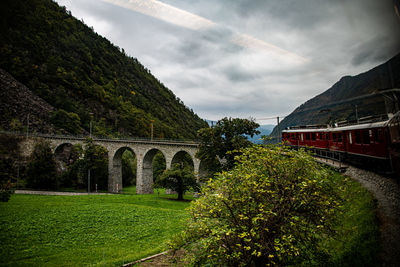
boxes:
[0,0,208,139]
[271,53,400,137]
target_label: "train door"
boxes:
[347,130,361,156]
[361,129,373,156]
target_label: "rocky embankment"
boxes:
[0,68,56,133]
[345,167,400,266]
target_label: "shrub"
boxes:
[171,145,340,266]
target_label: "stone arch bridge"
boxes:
[20,134,205,194]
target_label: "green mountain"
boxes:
[0,0,208,139]
[270,53,400,138]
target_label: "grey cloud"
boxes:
[57,0,400,121]
[351,35,400,66]
[222,65,257,82]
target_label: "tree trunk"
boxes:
[178,190,183,200]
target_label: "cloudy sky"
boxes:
[56,0,400,123]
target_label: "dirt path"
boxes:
[344,167,400,266]
[15,190,109,196]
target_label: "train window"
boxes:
[291,133,295,140]
[311,133,316,141]
[363,130,370,144]
[373,129,382,143]
[349,132,352,144]
[355,131,361,144]
[332,133,337,142]
[338,133,342,143]
[305,133,310,140]
[326,133,330,140]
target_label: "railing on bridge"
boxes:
[0,130,199,146]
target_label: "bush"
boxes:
[0,179,14,202]
[171,145,341,266]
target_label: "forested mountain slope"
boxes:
[0,0,208,139]
[270,53,400,137]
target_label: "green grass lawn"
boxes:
[0,190,191,266]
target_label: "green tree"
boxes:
[122,150,136,187]
[59,144,85,188]
[9,118,22,131]
[50,109,82,134]
[26,141,57,190]
[171,145,340,266]
[84,138,108,191]
[197,117,260,173]
[156,164,199,200]
[152,151,166,182]
[0,135,22,201]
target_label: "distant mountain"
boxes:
[248,124,275,144]
[0,0,208,138]
[270,53,400,137]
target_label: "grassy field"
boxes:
[0,187,192,266]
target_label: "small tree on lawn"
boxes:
[170,145,341,266]
[156,164,199,200]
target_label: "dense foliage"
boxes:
[0,0,208,138]
[122,150,136,187]
[172,145,342,266]
[156,164,199,200]
[83,139,109,191]
[58,138,108,191]
[0,135,21,201]
[197,117,260,173]
[26,140,57,190]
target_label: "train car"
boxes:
[282,112,400,176]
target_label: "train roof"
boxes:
[283,120,389,133]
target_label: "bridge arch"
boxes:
[54,142,79,175]
[137,148,167,194]
[109,146,136,193]
[171,150,195,170]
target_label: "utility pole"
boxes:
[355,105,359,123]
[277,116,281,143]
[26,114,29,138]
[88,168,91,193]
[150,120,154,140]
[89,112,93,138]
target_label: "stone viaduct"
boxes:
[20,134,205,194]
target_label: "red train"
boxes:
[282,112,400,177]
